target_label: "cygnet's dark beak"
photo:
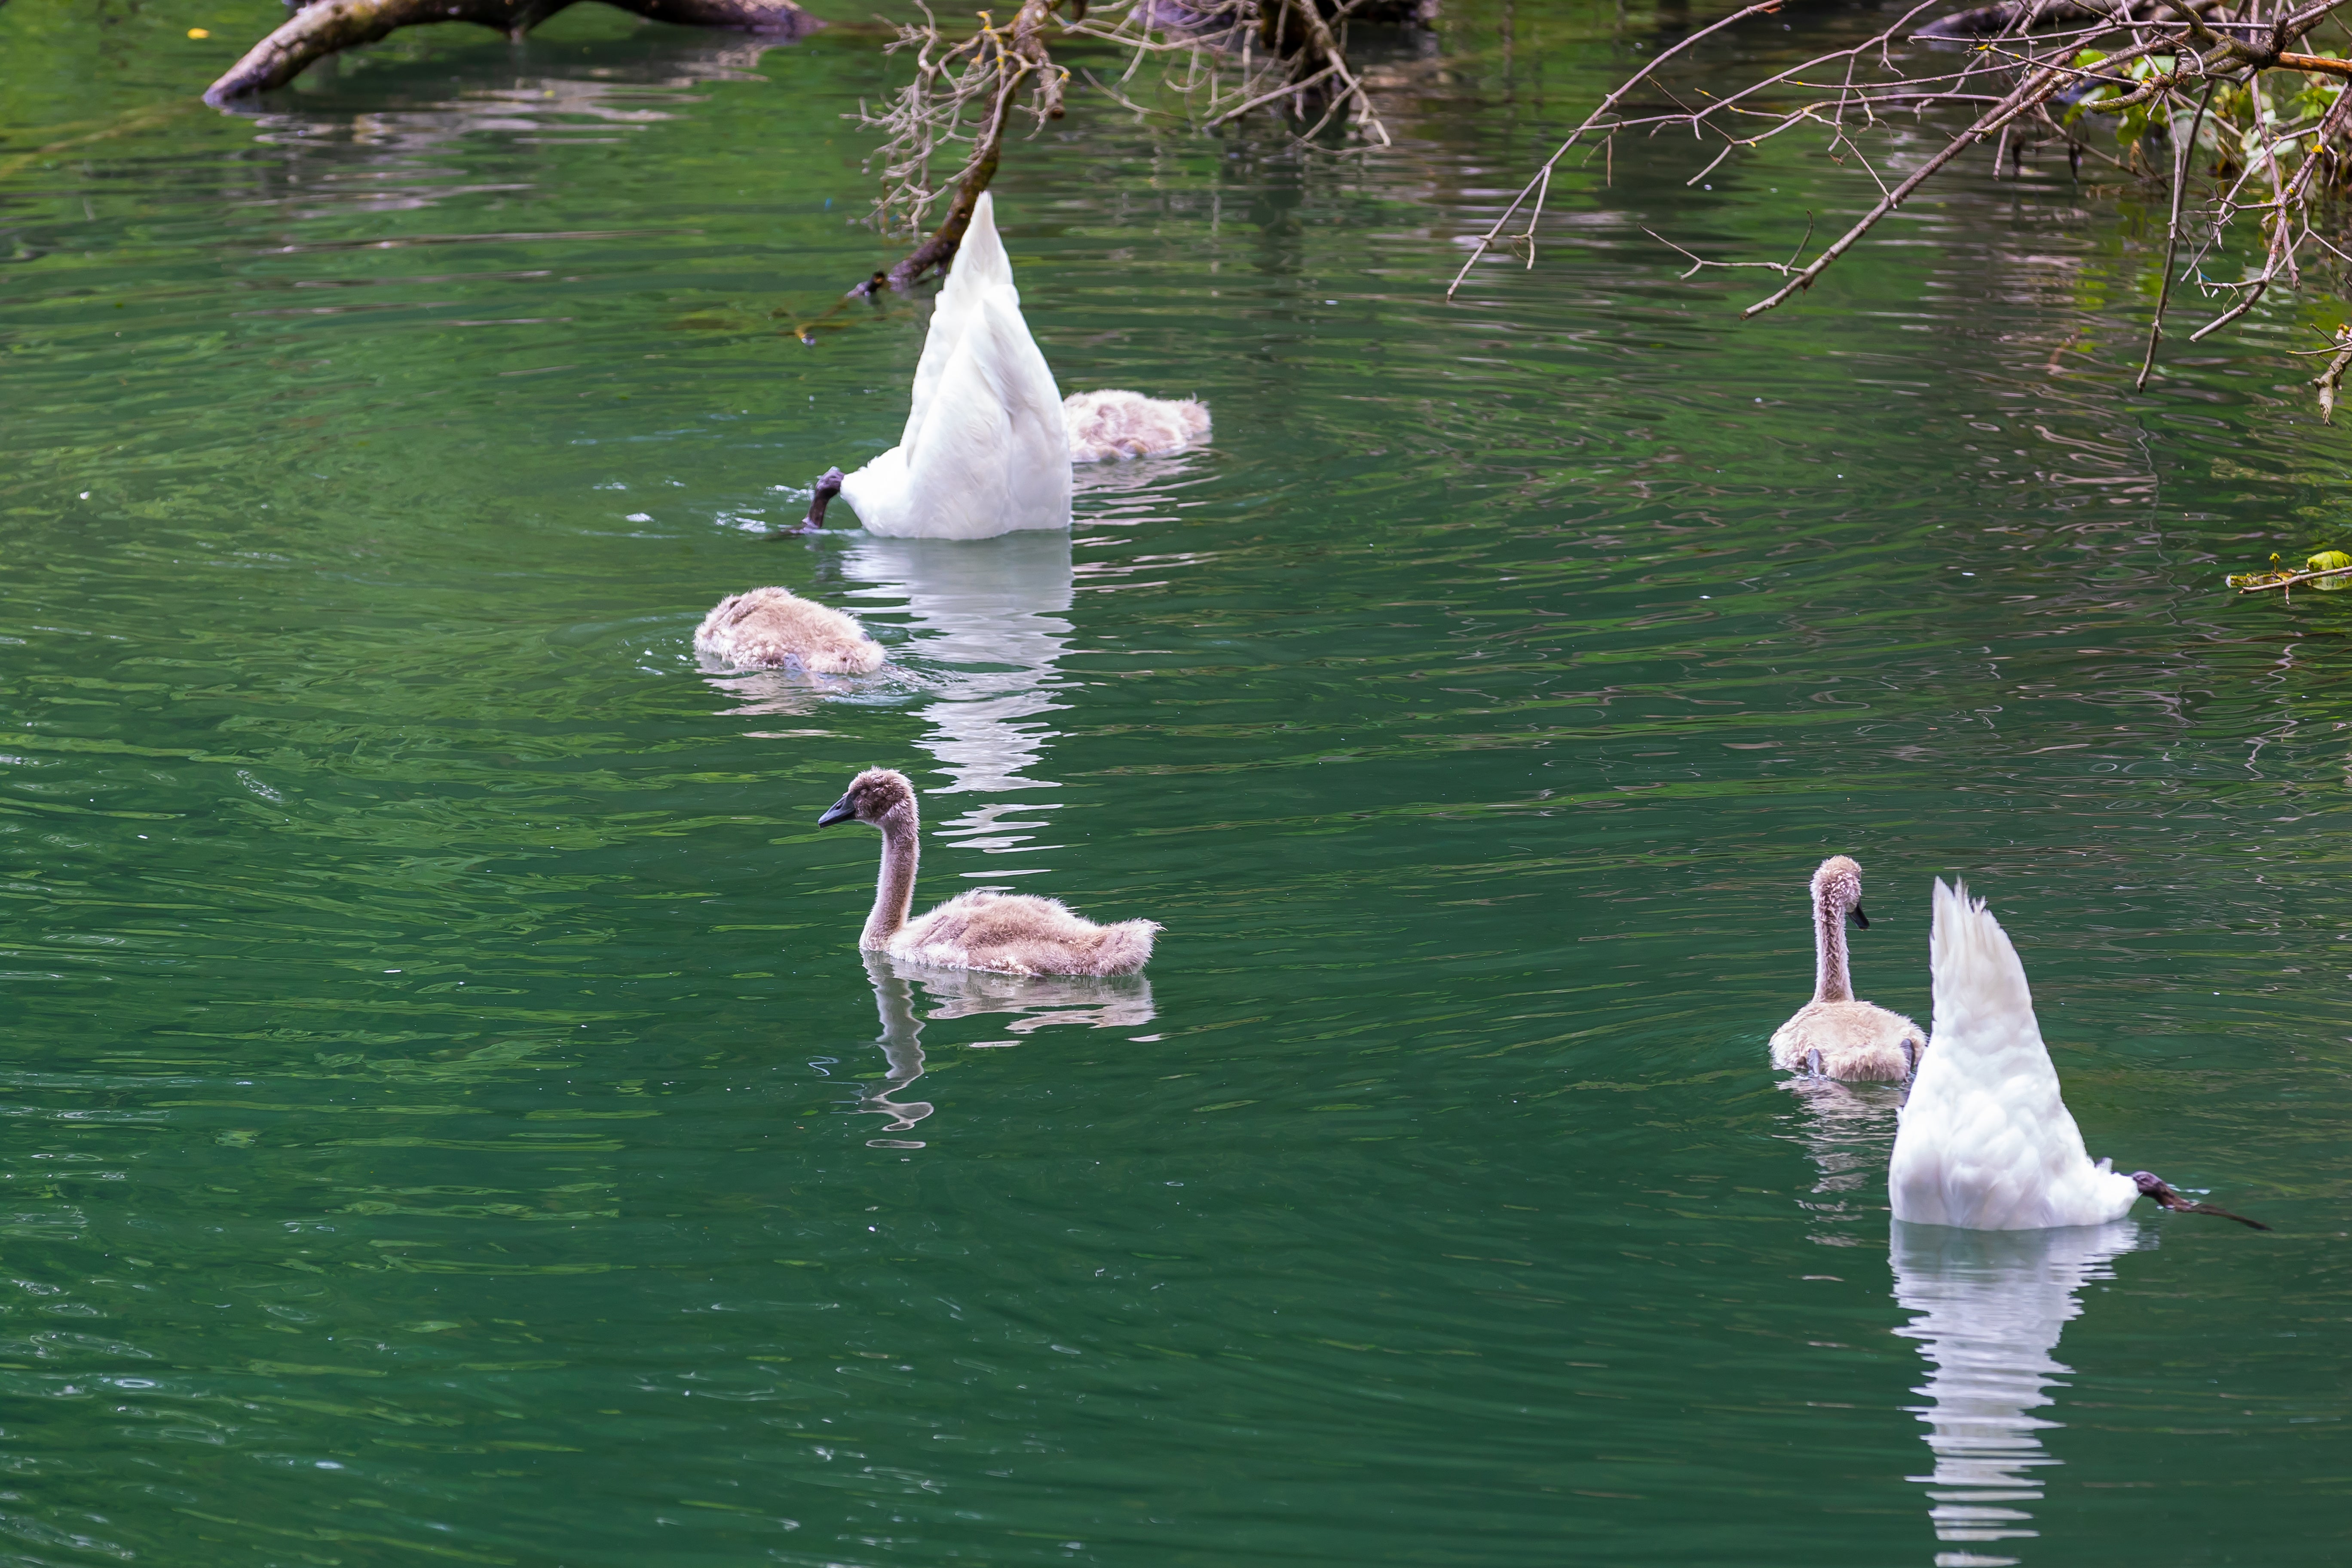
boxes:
[817,795,857,827]
[1850,906,1870,929]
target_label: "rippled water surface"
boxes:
[5,1,2351,1562]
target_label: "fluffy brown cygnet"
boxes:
[1063,389,1211,464]
[693,587,884,674]
[818,767,1158,977]
[1768,854,1926,1081]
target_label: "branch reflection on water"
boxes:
[1890,1219,2146,1568]
[850,952,1156,1147]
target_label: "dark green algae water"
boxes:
[5,1,2352,1563]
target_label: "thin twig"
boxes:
[2138,79,2219,390]
[1447,0,1792,299]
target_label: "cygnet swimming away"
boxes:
[818,767,1158,977]
[1063,389,1211,463]
[693,582,883,674]
[1769,854,1927,1081]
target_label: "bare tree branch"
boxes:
[1448,0,2352,416]
[1446,0,1791,299]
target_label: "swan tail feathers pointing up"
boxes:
[1927,877,2042,1071]
[840,190,1071,539]
[1892,877,2136,1230]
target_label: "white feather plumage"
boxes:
[1887,878,2138,1231]
[839,193,1074,540]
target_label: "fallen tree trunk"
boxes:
[205,0,817,105]
[1917,0,2219,37]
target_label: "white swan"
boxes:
[818,767,1158,977]
[833,193,1208,539]
[1889,878,2267,1231]
[1768,855,1926,1081]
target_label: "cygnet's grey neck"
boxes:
[864,798,919,949]
[1813,887,1853,1003]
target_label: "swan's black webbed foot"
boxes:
[765,466,845,539]
[1806,1047,1824,1078]
[2132,1170,2271,1231]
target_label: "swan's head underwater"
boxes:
[1811,853,1869,928]
[819,767,916,829]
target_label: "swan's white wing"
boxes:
[903,191,1022,454]
[881,320,1013,539]
[1890,879,2136,1230]
[982,292,1072,531]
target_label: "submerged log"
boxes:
[205,0,818,105]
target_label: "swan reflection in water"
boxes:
[839,527,1077,860]
[850,952,1155,1147]
[1890,1219,2146,1567]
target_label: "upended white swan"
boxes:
[833,192,1209,540]
[1888,878,2266,1231]
[818,767,1158,977]
[1768,855,1926,1081]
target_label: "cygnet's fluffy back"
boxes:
[1064,390,1211,464]
[897,888,1158,977]
[694,587,884,674]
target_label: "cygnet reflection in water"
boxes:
[1070,448,1213,530]
[841,529,1075,864]
[699,660,889,721]
[1890,1219,2145,1567]
[1779,1075,1905,1212]
[855,953,936,1148]
[848,953,1156,1145]
[905,960,1155,1042]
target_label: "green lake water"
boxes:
[4,1,2350,1562]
